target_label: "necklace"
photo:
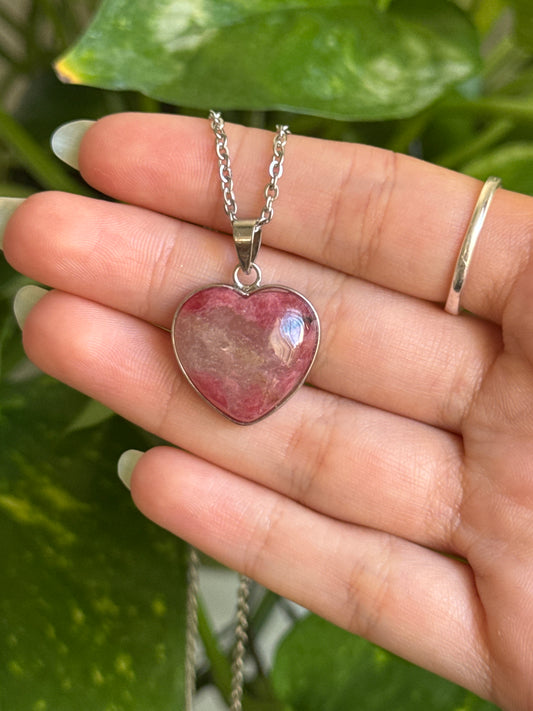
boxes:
[184,548,251,711]
[171,111,320,425]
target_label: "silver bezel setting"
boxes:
[171,281,321,426]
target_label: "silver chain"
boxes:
[209,110,290,227]
[184,111,275,709]
[230,575,251,711]
[185,547,200,711]
[184,547,252,711]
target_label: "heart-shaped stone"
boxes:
[172,284,320,424]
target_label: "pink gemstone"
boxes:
[172,285,320,424]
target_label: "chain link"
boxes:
[209,110,289,227]
[184,547,200,711]
[184,550,252,711]
[230,574,251,711]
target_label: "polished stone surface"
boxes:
[172,285,320,424]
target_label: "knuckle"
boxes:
[284,397,343,505]
[240,498,285,580]
[320,146,399,277]
[344,536,394,638]
[357,149,398,277]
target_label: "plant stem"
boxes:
[278,599,300,623]
[197,598,233,701]
[0,182,35,197]
[249,590,280,638]
[247,111,267,129]
[435,118,513,168]
[0,110,89,194]
[136,93,161,113]
[386,109,433,154]
[442,96,533,122]
[197,594,288,710]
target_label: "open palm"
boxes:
[4,113,533,710]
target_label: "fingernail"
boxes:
[118,449,144,490]
[13,285,48,329]
[0,197,25,250]
[51,119,95,170]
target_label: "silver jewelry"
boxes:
[445,176,501,315]
[182,112,312,708]
[171,112,320,425]
[184,548,251,711]
[184,548,200,711]
[209,109,289,232]
[230,574,251,711]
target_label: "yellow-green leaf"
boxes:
[0,376,188,711]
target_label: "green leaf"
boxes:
[470,0,506,37]
[462,141,533,197]
[0,109,89,194]
[0,305,23,380]
[0,258,29,380]
[509,0,533,52]
[55,0,481,121]
[66,398,115,433]
[0,375,188,711]
[271,615,501,711]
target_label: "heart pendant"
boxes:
[171,283,320,425]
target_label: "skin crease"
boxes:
[4,112,533,709]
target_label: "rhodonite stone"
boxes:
[172,285,320,424]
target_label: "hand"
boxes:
[4,113,533,710]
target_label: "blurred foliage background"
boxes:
[1,0,532,708]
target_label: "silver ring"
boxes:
[445,176,501,315]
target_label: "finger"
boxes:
[22,290,463,552]
[456,254,533,711]
[76,112,533,322]
[5,191,501,432]
[129,446,491,700]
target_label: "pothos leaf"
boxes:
[271,615,501,711]
[55,0,481,120]
[0,375,188,711]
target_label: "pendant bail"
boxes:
[233,219,262,274]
